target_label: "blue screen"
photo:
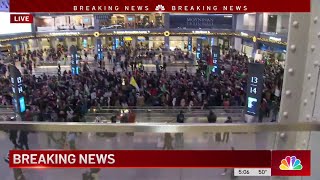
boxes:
[188,45,192,51]
[72,67,75,75]
[83,18,89,23]
[76,67,79,75]
[115,39,119,48]
[19,97,26,113]
[246,97,257,114]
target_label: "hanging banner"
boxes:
[70,45,79,75]
[9,65,26,114]
[196,38,202,60]
[245,63,265,116]
[10,0,310,13]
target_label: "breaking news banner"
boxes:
[9,150,311,176]
[9,0,310,13]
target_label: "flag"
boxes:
[205,55,214,79]
[158,84,169,97]
[130,77,139,91]
[206,65,214,78]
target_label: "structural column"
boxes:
[252,13,263,57]
[131,36,137,48]
[164,36,169,50]
[164,13,170,51]
[277,0,319,151]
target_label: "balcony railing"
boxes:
[0,121,319,132]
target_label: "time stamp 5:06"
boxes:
[234,168,272,176]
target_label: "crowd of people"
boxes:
[0,44,283,124]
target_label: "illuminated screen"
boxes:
[76,67,79,74]
[0,12,32,34]
[19,97,26,113]
[115,39,120,48]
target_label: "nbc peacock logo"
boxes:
[279,156,303,170]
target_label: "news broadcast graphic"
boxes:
[9,0,310,13]
[0,12,32,33]
[8,65,26,114]
[271,150,311,176]
[10,14,33,23]
[9,150,311,176]
[245,63,265,116]
[9,150,271,168]
[234,168,271,176]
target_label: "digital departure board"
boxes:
[113,38,119,50]
[119,36,124,46]
[211,46,220,74]
[96,38,103,61]
[196,38,203,60]
[70,45,80,75]
[188,36,192,52]
[9,65,26,114]
[245,63,265,116]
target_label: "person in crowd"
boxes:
[207,110,217,123]
[67,132,77,150]
[175,111,185,149]
[163,133,173,150]
[259,98,268,122]
[222,116,232,143]
[8,117,20,149]
[271,99,280,122]
[18,131,29,150]
[176,111,185,123]
[84,51,88,60]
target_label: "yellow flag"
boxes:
[130,77,139,91]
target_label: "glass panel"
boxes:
[1,127,311,180]
[87,107,245,123]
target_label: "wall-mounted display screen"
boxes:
[0,12,32,35]
[34,15,94,32]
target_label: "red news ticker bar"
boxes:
[10,0,310,13]
[10,150,271,168]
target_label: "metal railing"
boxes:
[0,121,319,133]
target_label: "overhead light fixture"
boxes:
[241,32,249,36]
[269,37,281,41]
